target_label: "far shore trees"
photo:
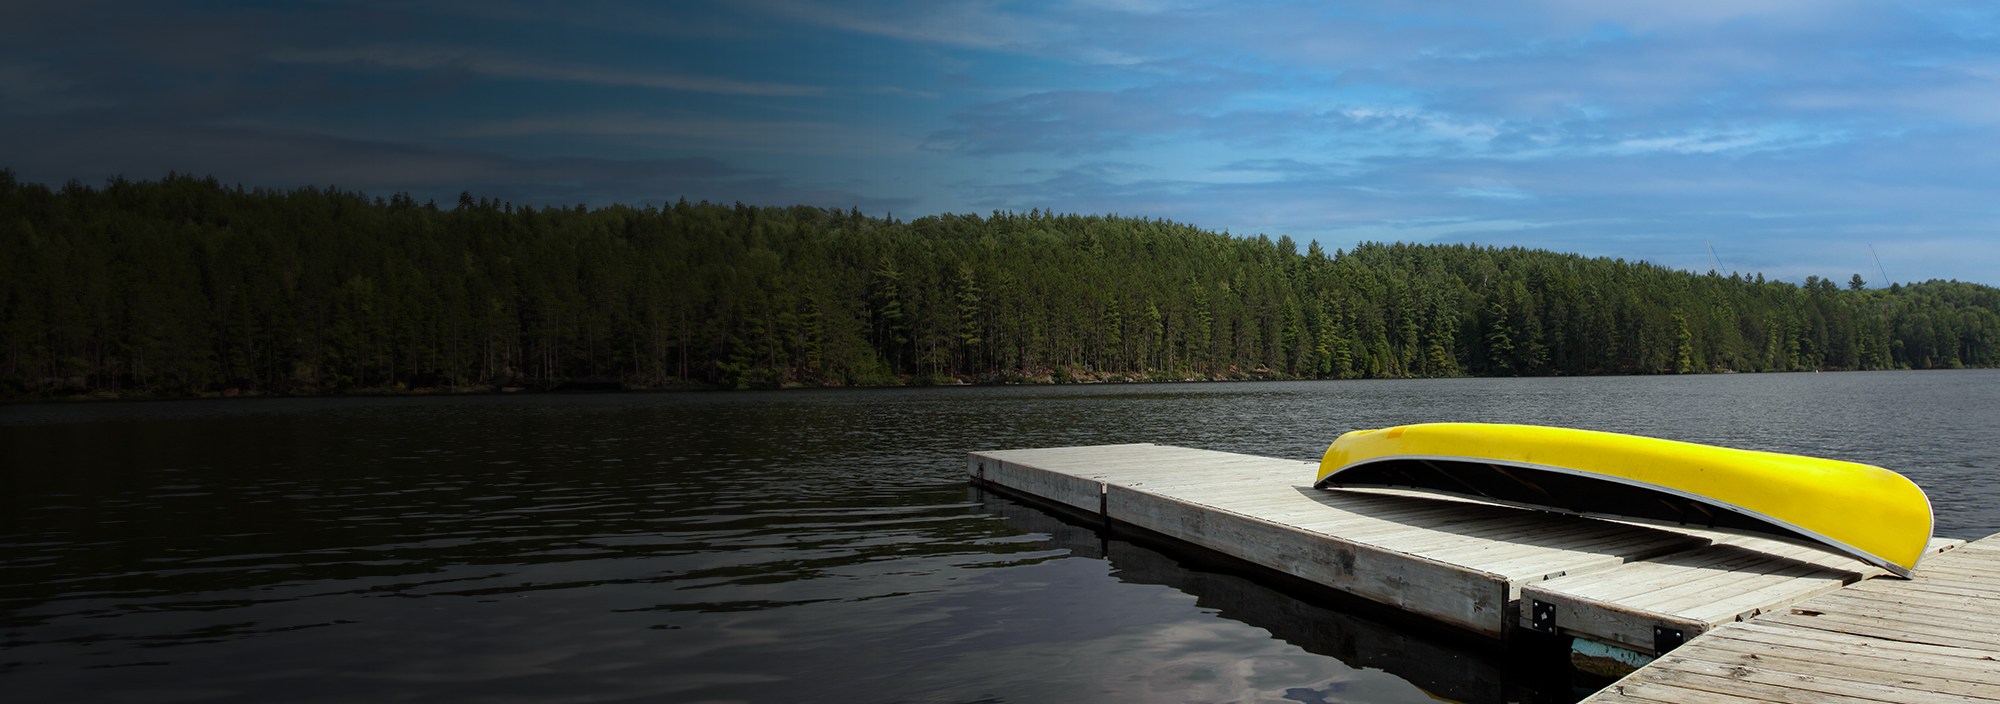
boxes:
[2,171,1996,397]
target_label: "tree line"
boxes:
[2,171,1997,398]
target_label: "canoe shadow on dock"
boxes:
[1286,485,1852,578]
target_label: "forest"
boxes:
[3,171,1998,399]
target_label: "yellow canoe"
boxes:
[1315,423,1934,577]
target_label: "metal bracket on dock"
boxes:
[1652,626,1685,653]
[1530,599,1556,633]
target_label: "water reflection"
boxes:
[2,370,1995,702]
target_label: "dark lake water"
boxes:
[3,371,1997,703]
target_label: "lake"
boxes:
[3,370,1997,702]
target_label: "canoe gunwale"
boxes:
[1316,453,1921,579]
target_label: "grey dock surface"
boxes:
[1525,528,1961,655]
[972,443,1713,637]
[1581,533,2000,703]
[969,443,1953,648]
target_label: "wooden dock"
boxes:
[969,443,1963,657]
[1582,533,2000,703]
[1524,527,1959,658]
[971,443,1709,637]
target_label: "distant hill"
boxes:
[2,171,1995,398]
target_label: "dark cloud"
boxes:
[0,2,901,212]
[2,117,910,213]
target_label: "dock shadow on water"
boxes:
[977,490,1587,703]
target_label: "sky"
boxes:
[4,1,1999,286]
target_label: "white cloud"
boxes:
[1529,0,1859,31]
[1453,185,1533,200]
[1615,132,1765,154]
[1074,0,1203,15]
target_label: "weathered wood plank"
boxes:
[1101,482,1512,636]
[1911,560,2000,582]
[1583,534,2000,704]
[1670,571,1852,625]
[1270,491,1483,523]
[1760,609,2000,650]
[1364,517,1570,552]
[1531,593,1708,653]
[1593,678,1781,704]
[1524,532,1964,650]
[1809,586,2000,618]
[1288,509,1527,543]
[1428,525,1694,567]
[1154,482,1314,507]
[1544,546,1769,602]
[1479,534,1705,582]
[1630,556,1849,612]
[1108,458,1305,480]
[1709,623,2000,679]
[1875,571,2000,593]
[1676,638,2000,700]
[969,452,1105,514]
[1786,594,2000,635]
[1624,664,1921,704]
[1520,552,1771,649]
[1950,539,2000,556]
[1641,652,1981,704]
[1846,577,2000,601]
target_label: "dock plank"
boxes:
[1637,655,1977,704]
[1711,622,2000,677]
[1595,679,1777,704]
[1583,534,2000,704]
[1670,641,2000,701]
[1521,533,1954,653]
[1101,482,1514,634]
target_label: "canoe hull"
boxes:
[1315,423,1934,577]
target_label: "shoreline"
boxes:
[5,365,1987,405]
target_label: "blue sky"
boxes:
[5,1,1999,285]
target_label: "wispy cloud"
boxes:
[0,61,110,116]
[463,115,827,139]
[456,115,919,157]
[1453,185,1534,201]
[747,0,1057,51]
[272,45,825,97]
